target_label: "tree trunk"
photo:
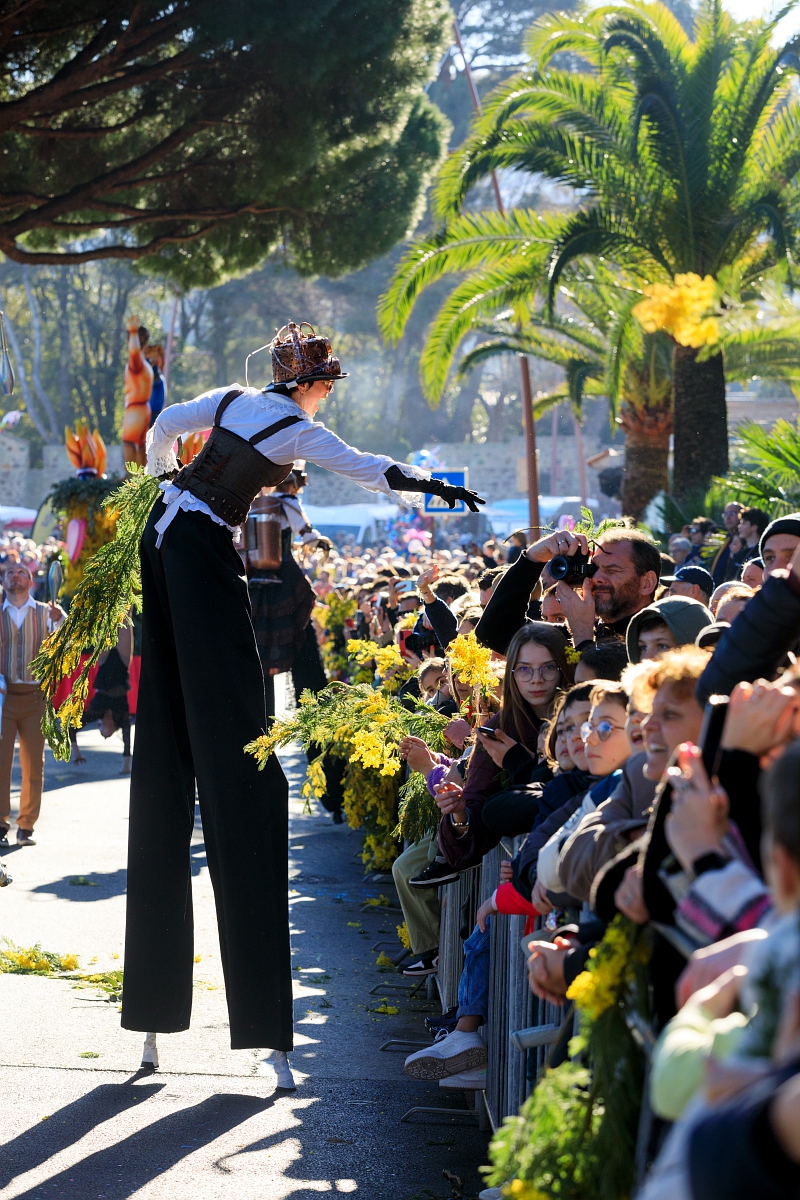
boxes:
[622,426,670,521]
[672,344,728,502]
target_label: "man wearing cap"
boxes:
[666,565,714,607]
[759,513,800,580]
[123,321,485,1083]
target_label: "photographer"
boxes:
[476,526,660,656]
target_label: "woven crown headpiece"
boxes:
[270,321,347,385]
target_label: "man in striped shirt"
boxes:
[0,562,64,846]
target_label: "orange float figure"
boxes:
[122,316,153,466]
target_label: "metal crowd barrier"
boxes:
[433,838,571,1133]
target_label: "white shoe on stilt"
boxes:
[272,1050,295,1090]
[141,1032,159,1069]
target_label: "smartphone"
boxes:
[699,694,729,778]
[396,579,418,595]
[477,725,499,740]
[399,629,419,657]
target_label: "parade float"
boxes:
[48,421,118,597]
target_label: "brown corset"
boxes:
[172,389,303,527]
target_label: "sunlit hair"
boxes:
[636,645,711,705]
[588,680,629,710]
[620,660,662,714]
[499,622,574,740]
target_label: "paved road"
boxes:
[0,719,489,1199]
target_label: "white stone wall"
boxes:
[0,432,30,505]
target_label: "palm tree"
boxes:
[451,262,675,519]
[396,0,800,500]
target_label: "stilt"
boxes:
[271,1049,296,1090]
[140,1031,159,1069]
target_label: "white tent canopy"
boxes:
[0,506,37,531]
[304,502,399,544]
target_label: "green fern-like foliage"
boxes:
[394,772,440,844]
[716,418,800,514]
[32,467,160,759]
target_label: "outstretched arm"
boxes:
[383,465,485,513]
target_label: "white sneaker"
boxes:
[439,1066,487,1089]
[404,1029,487,1080]
[272,1050,296,1090]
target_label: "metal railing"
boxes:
[434,838,572,1132]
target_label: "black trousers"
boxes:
[122,506,293,1051]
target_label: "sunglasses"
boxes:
[581,719,626,743]
[512,662,561,682]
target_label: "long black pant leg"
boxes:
[123,507,293,1051]
[122,505,197,1035]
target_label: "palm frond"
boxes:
[377,209,559,343]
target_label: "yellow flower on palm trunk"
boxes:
[632,273,719,348]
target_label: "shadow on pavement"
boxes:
[30,868,128,901]
[0,1081,163,1191]
[7,1091,278,1200]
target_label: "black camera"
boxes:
[548,550,598,585]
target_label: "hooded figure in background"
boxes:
[247,462,330,699]
[626,596,714,664]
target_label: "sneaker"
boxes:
[404,1029,487,1080]
[409,860,460,889]
[0,826,8,846]
[16,828,35,846]
[425,1007,459,1036]
[401,949,438,977]
[439,1066,487,1089]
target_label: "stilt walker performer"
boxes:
[121,321,485,1081]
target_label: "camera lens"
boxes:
[548,555,570,580]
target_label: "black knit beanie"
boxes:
[759,512,800,558]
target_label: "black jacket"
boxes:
[697,571,800,704]
[475,551,632,654]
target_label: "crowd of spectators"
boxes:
[0,530,61,598]
[306,503,800,1200]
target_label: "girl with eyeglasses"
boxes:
[435,624,574,873]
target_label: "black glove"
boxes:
[383,465,486,513]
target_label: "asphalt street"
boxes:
[0,706,489,1200]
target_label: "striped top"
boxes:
[1,601,51,684]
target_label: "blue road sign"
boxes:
[423,470,469,513]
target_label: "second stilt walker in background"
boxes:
[125,321,485,1085]
[247,464,330,718]
[247,466,348,823]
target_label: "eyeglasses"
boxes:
[581,719,626,743]
[512,662,561,682]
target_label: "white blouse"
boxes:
[146,385,428,545]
